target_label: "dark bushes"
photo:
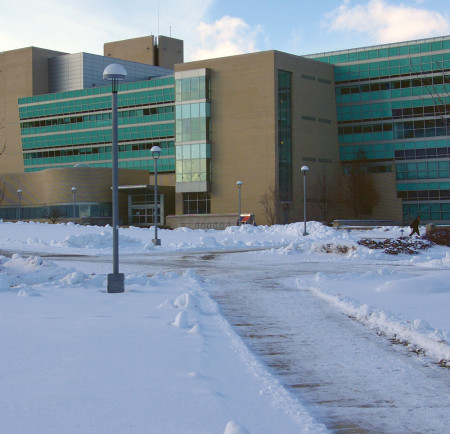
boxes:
[358,237,434,255]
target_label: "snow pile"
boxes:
[0,248,327,433]
[0,220,448,432]
[296,265,450,366]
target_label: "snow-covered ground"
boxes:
[0,220,448,433]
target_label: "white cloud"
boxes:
[0,0,213,55]
[325,0,450,44]
[190,16,263,61]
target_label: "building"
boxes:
[308,36,450,223]
[0,34,449,226]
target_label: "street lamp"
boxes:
[151,145,162,246]
[17,189,22,221]
[103,63,127,293]
[71,187,77,224]
[300,166,309,236]
[236,180,243,226]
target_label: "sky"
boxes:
[1,0,449,62]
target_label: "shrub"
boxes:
[358,237,434,255]
[422,231,450,247]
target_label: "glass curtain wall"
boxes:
[311,36,450,223]
[175,69,212,213]
[19,77,176,173]
[278,70,293,203]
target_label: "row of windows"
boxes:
[339,119,449,135]
[397,181,450,191]
[22,123,174,150]
[175,102,211,119]
[395,147,450,160]
[343,163,393,175]
[301,115,332,124]
[339,120,449,143]
[340,143,450,162]
[25,160,176,173]
[300,74,331,84]
[19,88,174,120]
[314,39,450,64]
[175,118,211,143]
[340,144,394,161]
[19,77,174,105]
[333,55,450,81]
[337,75,450,97]
[338,102,449,124]
[396,161,450,180]
[175,76,210,102]
[0,203,112,220]
[182,193,210,215]
[24,141,174,161]
[399,190,450,200]
[176,143,211,160]
[337,83,450,105]
[338,96,450,123]
[175,159,211,183]
[20,106,174,135]
[403,203,450,223]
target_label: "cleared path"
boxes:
[39,250,450,433]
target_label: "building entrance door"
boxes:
[131,205,155,226]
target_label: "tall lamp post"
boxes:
[103,63,127,293]
[17,189,22,221]
[71,186,77,224]
[300,166,309,236]
[151,145,162,246]
[236,180,243,226]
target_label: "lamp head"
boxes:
[71,186,77,192]
[300,165,310,172]
[103,63,127,81]
[151,145,162,159]
[236,180,243,187]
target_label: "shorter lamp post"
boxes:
[151,145,162,246]
[300,166,309,236]
[236,180,243,226]
[17,189,22,221]
[71,187,77,224]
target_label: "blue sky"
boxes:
[1,0,449,61]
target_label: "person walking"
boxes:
[409,215,421,236]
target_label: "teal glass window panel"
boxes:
[191,103,200,118]
[182,145,191,159]
[191,144,200,158]
[182,104,190,118]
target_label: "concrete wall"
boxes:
[158,36,183,69]
[0,166,149,207]
[104,35,183,70]
[175,51,340,225]
[0,47,66,174]
[104,36,157,65]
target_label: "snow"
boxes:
[0,220,448,433]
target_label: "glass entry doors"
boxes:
[129,192,163,227]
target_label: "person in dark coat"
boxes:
[409,215,421,236]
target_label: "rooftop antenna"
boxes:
[158,0,160,36]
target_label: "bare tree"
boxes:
[43,206,64,224]
[342,150,379,219]
[311,170,339,224]
[259,184,280,225]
